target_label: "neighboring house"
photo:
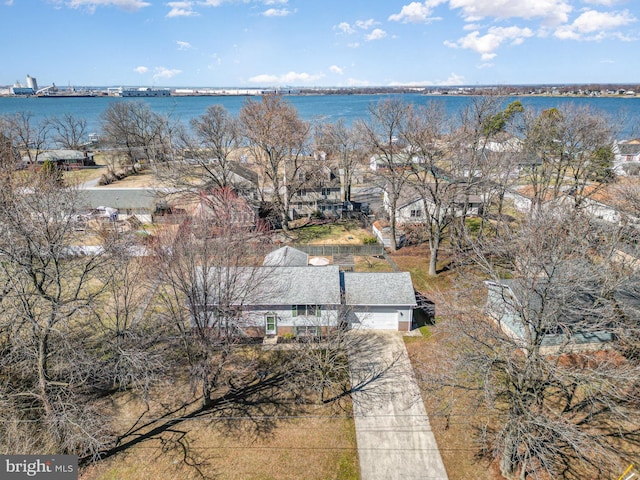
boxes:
[485,279,615,354]
[289,166,343,219]
[383,187,485,226]
[369,152,419,172]
[372,220,405,248]
[613,140,640,176]
[25,149,96,169]
[190,187,258,233]
[343,272,417,331]
[192,246,419,336]
[80,188,164,222]
[228,161,260,201]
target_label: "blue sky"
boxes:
[1,0,639,88]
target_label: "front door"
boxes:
[265,314,277,335]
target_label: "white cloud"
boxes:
[347,78,371,87]
[176,40,193,50]
[153,67,182,79]
[329,65,344,75]
[166,1,198,17]
[4,0,14,5]
[442,72,464,85]
[248,71,324,85]
[448,0,572,26]
[336,22,355,34]
[348,42,360,48]
[355,19,378,30]
[264,0,288,4]
[554,9,636,39]
[366,28,387,41]
[388,1,443,23]
[445,25,533,60]
[63,0,150,11]
[134,66,149,74]
[262,7,290,17]
[463,23,482,31]
[583,0,623,5]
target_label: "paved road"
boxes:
[348,332,448,480]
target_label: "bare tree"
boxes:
[48,113,89,150]
[357,98,413,251]
[155,188,273,407]
[0,167,116,456]
[522,104,616,215]
[398,101,458,275]
[0,111,49,164]
[239,96,311,231]
[100,101,173,174]
[156,104,246,198]
[314,118,363,203]
[423,208,640,479]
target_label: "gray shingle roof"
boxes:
[343,272,416,306]
[198,265,342,306]
[263,246,309,267]
[618,143,640,156]
[79,188,161,211]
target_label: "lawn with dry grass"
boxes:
[288,221,373,245]
[79,344,360,480]
[404,329,502,480]
[81,411,358,480]
[389,244,457,292]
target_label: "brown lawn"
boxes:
[405,330,503,480]
[80,412,358,480]
[79,348,359,480]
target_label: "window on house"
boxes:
[294,325,319,336]
[410,209,422,218]
[291,305,322,317]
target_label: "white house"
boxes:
[383,188,485,226]
[613,140,640,176]
[192,247,418,336]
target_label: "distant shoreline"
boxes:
[1,84,639,99]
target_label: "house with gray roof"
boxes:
[25,149,96,169]
[79,188,164,222]
[194,256,418,337]
[343,272,417,331]
[485,279,617,354]
[194,265,342,336]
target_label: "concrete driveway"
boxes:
[348,331,448,480]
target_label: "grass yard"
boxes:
[65,165,108,185]
[80,411,358,480]
[79,342,360,480]
[389,244,457,292]
[404,329,502,480]
[353,255,395,272]
[289,221,373,245]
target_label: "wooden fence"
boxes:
[290,244,384,256]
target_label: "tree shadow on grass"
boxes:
[79,370,298,476]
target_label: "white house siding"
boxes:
[242,306,341,336]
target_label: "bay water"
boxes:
[1,93,638,139]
